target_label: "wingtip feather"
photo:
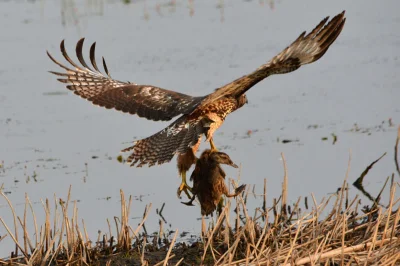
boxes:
[102,56,111,78]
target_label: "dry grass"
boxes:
[1,151,400,265]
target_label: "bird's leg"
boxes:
[201,215,206,237]
[217,197,224,216]
[181,193,196,206]
[226,184,246,197]
[177,171,193,199]
[209,138,218,152]
[217,185,246,216]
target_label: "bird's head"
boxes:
[238,94,248,108]
[210,152,238,168]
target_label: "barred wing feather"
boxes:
[48,38,205,121]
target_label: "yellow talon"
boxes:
[210,138,218,152]
[177,171,192,199]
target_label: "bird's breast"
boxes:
[192,98,238,121]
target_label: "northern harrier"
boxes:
[48,11,346,198]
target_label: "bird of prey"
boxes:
[47,11,346,198]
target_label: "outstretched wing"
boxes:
[200,11,346,105]
[48,38,205,121]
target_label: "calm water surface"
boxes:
[1,0,399,256]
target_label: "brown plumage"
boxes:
[182,150,246,216]
[47,11,346,177]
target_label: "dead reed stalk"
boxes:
[1,148,399,265]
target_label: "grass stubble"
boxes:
[1,126,400,265]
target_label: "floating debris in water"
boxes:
[347,120,396,134]
[43,91,68,96]
[281,139,299,144]
[32,171,38,182]
[307,124,321,129]
[332,133,338,144]
[180,231,189,238]
[245,129,259,138]
[219,145,234,151]
[388,117,394,127]
[116,155,125,163]
[321,133,338,144]
[37,158,59,162]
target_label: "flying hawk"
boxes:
[48,11,346,198]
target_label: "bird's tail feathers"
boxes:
[123,116,206,167]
